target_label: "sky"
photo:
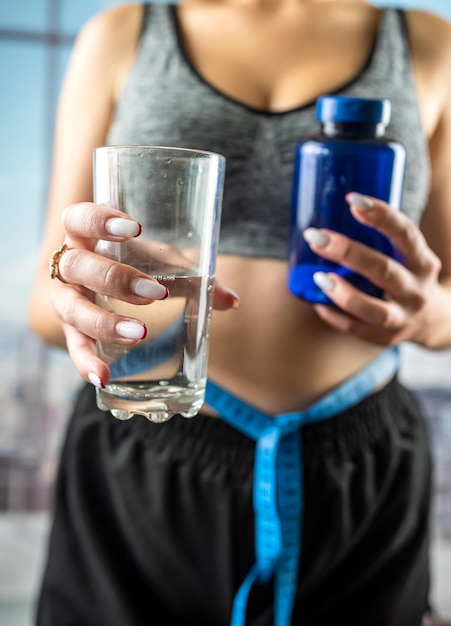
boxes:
[0,0,450,327]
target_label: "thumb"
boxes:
[212,281,240,310]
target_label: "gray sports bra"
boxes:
[108,4,430,259]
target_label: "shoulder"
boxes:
[68,4,145,100]
[75,3,144,57]
[404,10,451,81]
[403,10,451,135]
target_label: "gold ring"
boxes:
[49,244,71,283]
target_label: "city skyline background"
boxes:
[0,1,450,624]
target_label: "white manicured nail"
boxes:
[131,278,169,300]
[304,228,330,247]
[116,321,147,340]
[223,286,240,309]
[313,272,336,293]
[106,218,141,237]
[346,192,374,211]
[88,372,105,389]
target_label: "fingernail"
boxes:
[304,228,330,247]
[88,372,105,389]
[116,321,147,340]
[106,218,141,237]
[131,278,169,300]
[346,192,374,211]
[313,272,336,293]
[224,286,240,309]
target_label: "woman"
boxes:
[28,0,451,624]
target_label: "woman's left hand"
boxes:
[303,192,442,347]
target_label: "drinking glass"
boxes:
[93,145,225,422]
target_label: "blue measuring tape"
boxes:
[205,347,400,626]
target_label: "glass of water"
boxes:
[93,145,226,423]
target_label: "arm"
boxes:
[27,3,238,386]
[416,90,451,348]
[28,4,144,349]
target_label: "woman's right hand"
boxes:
[49,202,239,388]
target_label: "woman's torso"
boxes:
[107,1,431,414]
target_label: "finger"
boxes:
[312,302,400,346]
[63,324,111,387]
[51,285,148,344]
[213,283,240,310]
[312,271,406,328]
[346,192,441,278]
[56,248,169,302]
[62,202,141,243]
[304,227,419,301]
[143,275,239,310]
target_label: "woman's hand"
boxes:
[303,192,443,347]
[50,202,239,388]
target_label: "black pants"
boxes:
[36,378,432,626]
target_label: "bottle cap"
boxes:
[316,96,392,125]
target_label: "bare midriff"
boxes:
[204,255,384,416]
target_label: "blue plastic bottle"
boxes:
[287,95,407,305]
